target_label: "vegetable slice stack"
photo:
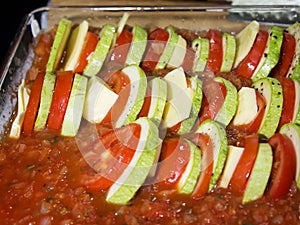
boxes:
[9,16,300,206]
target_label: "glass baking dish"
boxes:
[0,5,300,224]
[0,5,299,139]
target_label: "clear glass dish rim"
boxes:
[2,4,300,86]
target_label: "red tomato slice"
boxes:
[205,29,223,73]
[268,133,296,200]
[195,79,227,127]
[101,70,130,127]
[85,123,141,191]
[186,133,214,200]
[155,137,190,188]
[233,90,266,134]
[141,28,169,73]
[168,122,182,134]
[276,76,296,130]
[22,72,45,135]
[234,30,268,78]
[270,32,296,78]
[229,134,259,194]
[181,47,196,75]
[74,31,98,74]
[106,70,130,94]
[47,71,74,130]
[107,29,132,70]
[137,86,152,117]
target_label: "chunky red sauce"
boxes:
[1,130,300,225]
[1,23,300,225]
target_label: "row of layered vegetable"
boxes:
[9,13,300,206]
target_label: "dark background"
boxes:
[0,0,49,68]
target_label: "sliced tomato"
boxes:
[181,47,196,75]
[205,29,223,73]
[195,79,227,128]
[235,30,269,78]
[141,28,169,73]
[229,134,259,194]
[268,133,296,200]
[270,32,296,78]
[137,86,152,117]
[107,29,132,70]
[168,122,182,134]
[22,72,45,135]
[186,133,214,200]
[74,31,98,74]
[47,71,74,130]
[233,90,266,134]
[155,137,190,188]
[85,123,141,191]
[106,70,130,94]
[101,70,130,127]
[276,76,296,130]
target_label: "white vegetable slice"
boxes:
[64,20,89,71]
[9,80,30,138]
[83,75,119,123]
[177,76,202,134]
[233,87,258,126]
[115,65,147,128]
[219,145,244,189]
[234,20,259,68]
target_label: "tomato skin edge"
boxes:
[268,133,296,200]
[270,32,296,78]
[229,134,259,194]
[205,29,223,73]
[186,133,214,200]
[22,73,45,135]
[47,71,74,131]
[234,30,269,79]
[74,31,99,74]
[276,77,296,131]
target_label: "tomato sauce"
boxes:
[1,131,300,225]
[1,23,300,225]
